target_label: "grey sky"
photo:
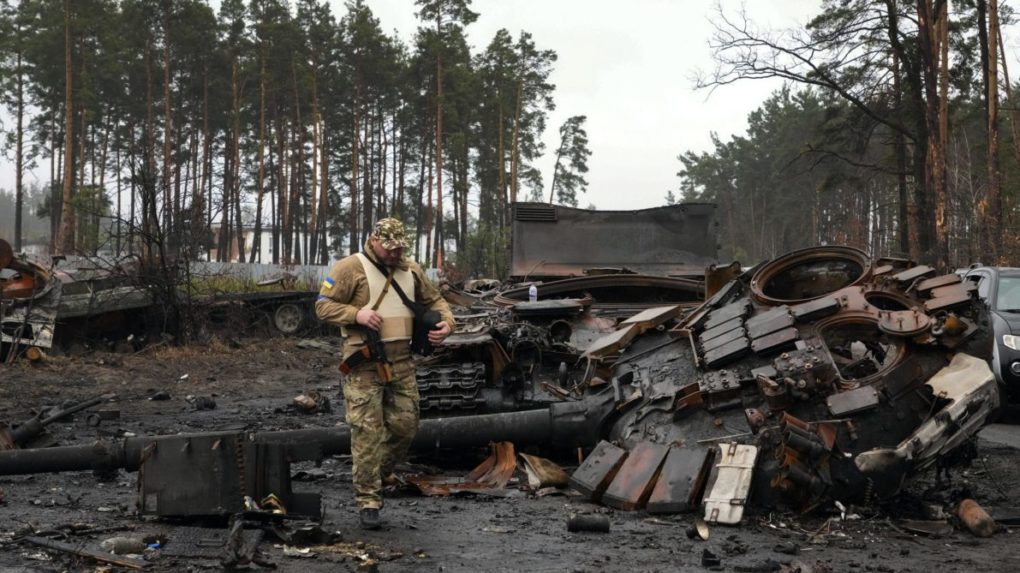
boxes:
[368,0,808,209]
[0,1,809,211]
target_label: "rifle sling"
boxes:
[364,253,420,313]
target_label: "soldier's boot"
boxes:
[360,507,381,530]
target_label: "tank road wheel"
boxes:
[273,303,304,335]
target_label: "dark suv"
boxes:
[962,266,1020,401]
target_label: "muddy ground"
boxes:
[1,336,1019,572]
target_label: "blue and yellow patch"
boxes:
[321,276,335,291]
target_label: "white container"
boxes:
[528,284,538,302]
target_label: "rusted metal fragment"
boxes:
[583,324,639,359]
[621,305,685,334]
[930,281,976,299]
[872,264,894,276]
[750,327,799,355]
[703,443,758,525]
[701,327,748,355]
[826,386,880,416]
[647,446,715,514]
[410,441,518,496]
[703,298,751,330]
[745,306,793,339]
[704,262,743,299]
[924,289,974,312]
[878,310,931,336]
[673,382,704,418]
[602,442,670,511]
[569,440,629,501]
[917,273,961,293]
[790,297,841,321]
[703,337,751,368]
[892,265,935,283]
[520,453,569,488]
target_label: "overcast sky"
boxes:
[366,0,808,209]
[0,0,810,210]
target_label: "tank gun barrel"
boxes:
[0,394,615,476]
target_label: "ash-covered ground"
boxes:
[1,337,1019,572]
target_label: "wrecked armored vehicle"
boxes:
[419,202,720,414]
[0,239,61,354]
[570,246,998,521]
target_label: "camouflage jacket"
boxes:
[314,241,455,341]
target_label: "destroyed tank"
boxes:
[572,246,998,520]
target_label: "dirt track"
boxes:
[1,337,1019,572]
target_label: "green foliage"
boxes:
[549,115,590,206]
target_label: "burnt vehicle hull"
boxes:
[574,246,998,519]
[0,239,61,351]
[509,202,718,279]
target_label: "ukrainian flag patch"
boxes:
[321,276,335,290]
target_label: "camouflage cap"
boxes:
[372,217,409,250]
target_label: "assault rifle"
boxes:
[338,326,394,382]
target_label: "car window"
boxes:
[996,276,1020,311]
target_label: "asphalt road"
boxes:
[980,423,1020,449]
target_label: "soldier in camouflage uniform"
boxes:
[315,218,454,529]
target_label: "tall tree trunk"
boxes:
[434,15,444,268]
[510,80,523,207]
[57,0,75,254]
[986,0,1002,263]
[350,83,361,254]
[163,7,173,236]
[13,38,24,252]
[251,54,268,263]
[308,73,321,264]
[917,0,949,268]
[497,105,506,232]
[199,70,211,258]
[892,51,910,256]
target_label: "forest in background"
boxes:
[0,0,592,278]
[3,0,1020,277]
[678,0,1020,269]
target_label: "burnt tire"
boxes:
[273,303,304,335]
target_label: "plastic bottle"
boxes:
[528,284,538,302]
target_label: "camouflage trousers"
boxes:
[341,355,419,509]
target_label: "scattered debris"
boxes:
[0,393,115,450]
[99,536,147,555]
[293,390,331,414]
[519,453,569,488]
[566,513,610,533]
[23,536,148,569]
[957,498,998,537]
[686,517,710,540]
[408,442,518,496]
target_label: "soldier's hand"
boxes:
[356,308,383,331]
[428,320,452,344]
